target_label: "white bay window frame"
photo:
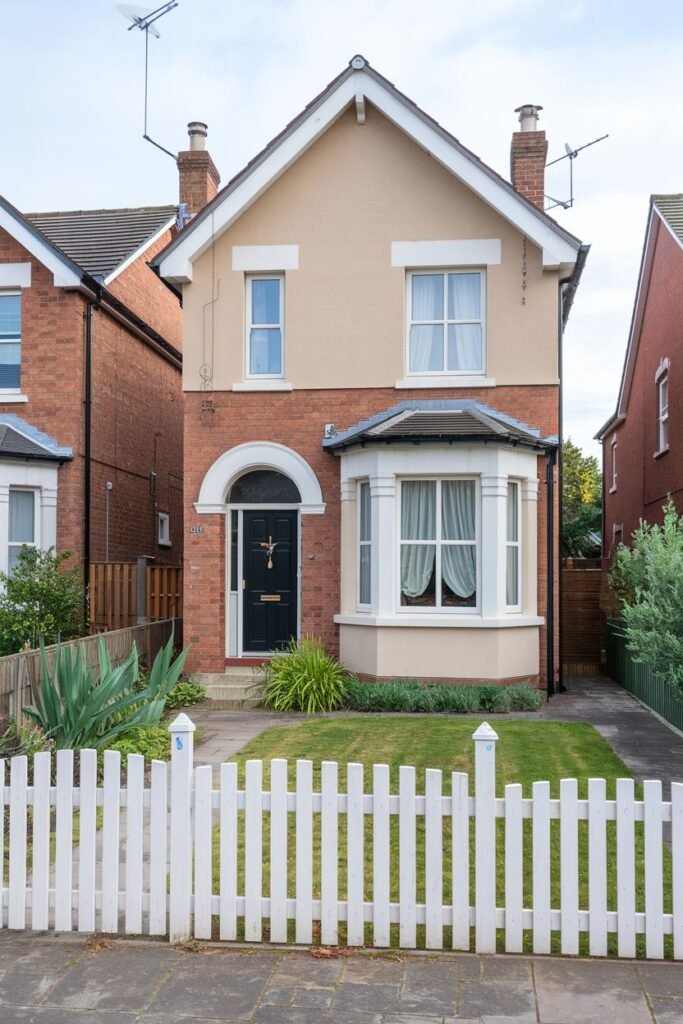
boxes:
[357,479,371,609]
[245,273,285,380]
[406,269,486,378]
[505,480,522,611]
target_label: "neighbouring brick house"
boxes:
[0,195,186,583]
[597,195,683,555]
[155,56,588,689]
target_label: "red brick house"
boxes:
[155,57,588,690]
[0,196,185,584]
[597,195,683,552]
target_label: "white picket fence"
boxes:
[2,715,683,959]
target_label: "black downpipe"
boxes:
[546,447,557,699]
[83,289,101,623]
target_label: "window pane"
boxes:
[506,546,519,606]
[359,481,370,542]
[230,510,238,591]
[447,324,482,371]
[412,274,443,320]
[400,544,436,605]
[7,545,23,575]
[409,325,443,372]
[0,362,20,388]
[229,470,300,503]
[401,481,436,540]
[251,278,280,325]
[448,273,480,319]
[0,295,21,337]
[660,378,668,414]
[249,328,282,375]
[507,482,519,542]
[442,545,476,605]
[359,545,371,605]
[9,490,34,543]
[442,481,475,541]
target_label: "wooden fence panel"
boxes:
[561,558,603,675]
[89,562,182,633]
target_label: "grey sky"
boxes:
[3,0,682,459]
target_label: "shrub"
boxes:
[165,680,207,710]
[23,631,188,748]
[0,547,84,656]
[341,679,542,714]
[105,726,170,762]
[263,636,347,713]
[0,716,54,759]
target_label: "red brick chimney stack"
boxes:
[177,121,220,222]
[510,104,547,211]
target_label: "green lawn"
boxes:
[212,717,672,955]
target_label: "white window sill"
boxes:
[654,446,669,459]
[395,375,496,389]
[0,391,28,403]
[335,613,544,629]
[158,540,172,548]
[232,381,293,392]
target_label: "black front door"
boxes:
[243,510,298,653]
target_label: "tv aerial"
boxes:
[116,2,179,161]
[544,133,609,212]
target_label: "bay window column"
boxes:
[0,485,8,575]
[480,473,507,617]
[370,474,396,615]
[41,486,58,553]
[522,476,539,615]
[339,480,356,615]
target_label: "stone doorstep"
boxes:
[203,697,263,711]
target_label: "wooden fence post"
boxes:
[473,721,498,953]
[169,712,195,943]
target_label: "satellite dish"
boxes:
[116,4,162,36]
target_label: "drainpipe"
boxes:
[546,446,557,699]
[83,286,102,622]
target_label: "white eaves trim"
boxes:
[103,216,176,286]
[391,239,501,267]
[232,244,299,271]
[0,263,31,288]
[158,69,580,284]
[0,207,81,288]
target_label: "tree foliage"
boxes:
[562,438,602,557]
[609,500,683,697]
[0,547,84,656]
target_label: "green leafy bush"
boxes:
[341,678,542,714]
[0,716,54,759]
[263,636,347,713]
[165,680,206,710]
[105,726,170,762]
[0,548,84,656]
[23,632,188,748]
[610,499,683,697]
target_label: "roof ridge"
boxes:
[26,204,177,218]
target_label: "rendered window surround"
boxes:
[506,479,522,611]
[655,366,669,457]
[609,435,617,493]
[158,511,171,547]
[405,269,486,378]
[357,480,371,609]
[245,273,285,381]
[0,291,23,395]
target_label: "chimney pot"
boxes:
[514,104,543,133]
[187,120,208,151]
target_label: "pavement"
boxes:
[0,935,681,1024]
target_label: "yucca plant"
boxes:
[23,632,188,749]
[263,636,347,713]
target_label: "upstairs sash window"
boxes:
[247,275,284,377]
[0,293,21,389]
[408,271,484,375]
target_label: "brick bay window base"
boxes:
[184,389,557,686]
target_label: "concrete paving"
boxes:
[1,935,681,1024]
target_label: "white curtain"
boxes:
[447,274,482,372]
[251,278,279,325]
[9,490,34,544]
[400,481,436,598]
[448,273,480,319]
[448,324,482,371]
[441,481,476,599]
[410,275,443,372]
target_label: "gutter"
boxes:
[561,243,590,327]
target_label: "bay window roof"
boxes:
[322,400,557,453]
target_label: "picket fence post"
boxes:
[168,712,195,943]
[473,721,498,953]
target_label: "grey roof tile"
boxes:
[0,414,72,461]
[653,194,683,243]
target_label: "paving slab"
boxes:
[533,957,653,1024]
[143,950,272,1020]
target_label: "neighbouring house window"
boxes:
[358,481,371,607]
[0,292,21,389]
[610,436,617,492]
[400,479,477,609]
[158,511,171,546]
[506,481,521,608]
[407,271,484,375]
[8,489,35,573]
[657,371,669,452]
[246,274,284,377]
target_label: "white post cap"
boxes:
[168,712,196,734]
[472,721,499,742]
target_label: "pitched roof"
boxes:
[155,55,586,299]
[25,205,177,280]
[323,400,557,452]
[0,415,72,462]
[652,195,683,244]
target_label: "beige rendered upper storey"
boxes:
[181,104,562,392]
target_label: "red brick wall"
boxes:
[603,218,683,555]
[510,132,548,210]
[0,225,183,571]
[184,385,559,681]
[107,227,182,352]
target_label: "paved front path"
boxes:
[1,935,681,1024]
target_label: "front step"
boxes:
[192,670,267,710]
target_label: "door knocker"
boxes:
[259,536,278,569]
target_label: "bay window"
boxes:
[246,274,284,377]
[506,481,521,609]
[8,488,35,573]
[358,480,371,607]
[399,479,477,609]
[407,271,484,375]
